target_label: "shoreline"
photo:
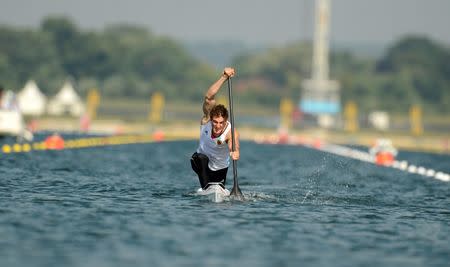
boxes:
[32,117,450,155]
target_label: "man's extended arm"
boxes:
[201,68,235,124]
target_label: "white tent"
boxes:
[17,80,47,116]
[47,81,85,116]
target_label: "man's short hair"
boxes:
[210,104,228,120]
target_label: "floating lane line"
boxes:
[1,133,169,154]
[311,141,450,182]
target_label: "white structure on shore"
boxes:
[300,0,340,128]
[47,81,85,116]
[0,87,34,141]
[17,80,47,117]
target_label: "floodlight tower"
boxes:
[300,0,340,128]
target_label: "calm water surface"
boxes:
[1,138,449,267]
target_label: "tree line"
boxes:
[232,37,450,114]
[1,16,449,114]
[0,16,216,102]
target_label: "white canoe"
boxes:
[196,183,230,203]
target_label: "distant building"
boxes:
[17,80,47,117]
[300,0,340,128]
[47,81,85,116]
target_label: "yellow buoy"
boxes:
[13,144,22,153]
[22,143,31,152]
[2,144,12,154]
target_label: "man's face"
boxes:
[211,115,226,135]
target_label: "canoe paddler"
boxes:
[190,67,240,190]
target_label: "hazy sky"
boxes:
[1,0,449,46]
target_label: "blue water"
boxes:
[1,138,449,267]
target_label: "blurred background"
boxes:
[0,0,449,152]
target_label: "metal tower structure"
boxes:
[300,0,340,126]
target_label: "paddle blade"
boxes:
[230,184,244,200]
[230,160,244,200]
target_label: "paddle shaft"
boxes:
[227,77,243,198]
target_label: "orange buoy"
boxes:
[44,133,65,150]
[375,152,394,166]
[153,130,165,142]
[313,138,322,149]
[278,131,289,144]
